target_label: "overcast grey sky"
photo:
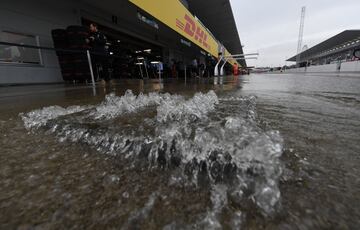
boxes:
[229,0,360,67]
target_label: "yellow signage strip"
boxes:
[130,0,218,57]
[130,0,240,67]
[224,48,240,67]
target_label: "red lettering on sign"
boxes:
[202,34,210,50]
[177,14,211,51]
[195,27,204,43]
[184,15,195,36]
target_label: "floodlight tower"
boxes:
[296,6,306,67]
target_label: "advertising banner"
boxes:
[224,48,239,66]
[130,0,219,57]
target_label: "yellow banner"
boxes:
[224,48,239,66]
[130,0,219,57]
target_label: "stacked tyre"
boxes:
[71,54,91,81]
[51,26,92,82]
[57,54,74,81]
[51,29,73,81]
[51,29,68,53]
[66,26,90,50]
[67,26,91,82]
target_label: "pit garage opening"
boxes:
[51,19,165,82]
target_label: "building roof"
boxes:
[288,30,360,62]
[188,0,246,67]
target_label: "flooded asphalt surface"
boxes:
[0,74,359,229]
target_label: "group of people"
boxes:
[190,58,209,78]
[169,58,214,79]
[86,23,217,81]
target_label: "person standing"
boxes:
[87,23,110,81]
[191,58,198,77]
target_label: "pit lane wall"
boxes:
[286,60,360,74]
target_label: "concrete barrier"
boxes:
[307,63,338,72]
[286,67,306,73]
[285,61,360,75]
[340,60,360,72]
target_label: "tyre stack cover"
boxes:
[51,29,72,81]
[51,26,91,82]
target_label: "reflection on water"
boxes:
[1,74,360,229]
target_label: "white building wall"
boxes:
[286,61,360,74]
[340,60,360,72]
[286,67,306,73]
[306,63,338,72]
[0,0,80,84]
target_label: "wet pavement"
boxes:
[0,74,359,229]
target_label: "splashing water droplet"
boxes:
[20,90,284,221]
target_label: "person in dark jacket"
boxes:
[88,23,110,81]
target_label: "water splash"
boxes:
[197,185,228,229]
[20,90,284,225]
[156,90,218,122]
[21,105,86,130]
[92,90,181,120]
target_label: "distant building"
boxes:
[287,30,360,67]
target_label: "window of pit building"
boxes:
[0,30,42,65]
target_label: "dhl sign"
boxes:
[129,0,240,66]
[129,0,218,56]
[175,15,211,51]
